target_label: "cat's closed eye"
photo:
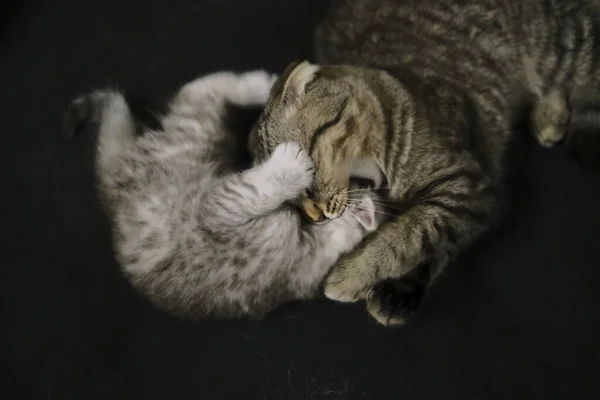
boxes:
[349,176,375,189]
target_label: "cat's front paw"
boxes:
[532,88,569,148]
[268,142,315,194]
[323,253,373,303]
[366,274,427,326]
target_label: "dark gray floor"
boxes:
[1,1,599,399]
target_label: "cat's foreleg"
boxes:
[323,174,497,326]
[202,142,314,227]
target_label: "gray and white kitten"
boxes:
[63,71,384,319]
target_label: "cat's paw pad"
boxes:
[237,70,278,105]
[269,142,315,191]
[63,90,121,138]
[366,276,426,326]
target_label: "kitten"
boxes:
[250,0,600,325]
[63,71,384,320]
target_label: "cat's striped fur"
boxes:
[250,0,600,325]
[63,71,383,320]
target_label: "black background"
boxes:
[1,1,599,399]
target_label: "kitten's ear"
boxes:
[352,196,377,232]
[273,60,319,106]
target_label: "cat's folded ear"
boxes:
[271,60,319,107]
[352,195,377,232]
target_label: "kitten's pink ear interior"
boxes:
[352,196,377,231]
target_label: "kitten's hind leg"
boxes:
[202,142,314,227]
[64,91,136,173]
[167,70,277,122]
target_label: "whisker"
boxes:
[345,197,407,213]
[350,205,400,218]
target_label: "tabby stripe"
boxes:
[547,17,575,85]
[589,16,600,80]
[223,181,251,198]
[434,217,460,246]
[218,191,241,205]
[538,23,555,86]
[212,199,229,212]
[421,199,489,225]
[365,77,399,172]
[565,16,585,83]
[426,185,495,204]
[408,6,508,80]
[236,180,259,195]
[308,98,348,157]
[220,183,245,198]
[153,257,172,274]
[256,103,275,157]
[574,17,594,83]
[331,117,356,151]
[420,226,437,258]
[415,9,509,84]
[409,169,481,202]
[398,107,415,168]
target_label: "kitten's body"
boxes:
[64,71,381,320]
[251,0,600,325]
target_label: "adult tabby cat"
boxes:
[63,70,384,320]
[250,0,600,325]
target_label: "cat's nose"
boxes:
[301,197,328,223]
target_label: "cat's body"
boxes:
[64,71,382,320]
[250,0,600,325]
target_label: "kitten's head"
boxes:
[249,60,386,223]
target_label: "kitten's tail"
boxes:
[63,90,136,174]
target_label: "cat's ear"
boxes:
[352,196,377,232]
[273,60,319,106]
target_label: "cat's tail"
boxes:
[63,90,136,174]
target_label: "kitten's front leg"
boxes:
[323,186,497,326]
[203,142,314,226]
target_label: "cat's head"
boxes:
[249,60,387,223]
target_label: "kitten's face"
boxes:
[250,61,381,223]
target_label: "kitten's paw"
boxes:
[268,142,315,193]
[236,70,278,106]
[63,90,123,138]
[323,256,372,303]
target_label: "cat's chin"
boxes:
[301,212,331,226]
